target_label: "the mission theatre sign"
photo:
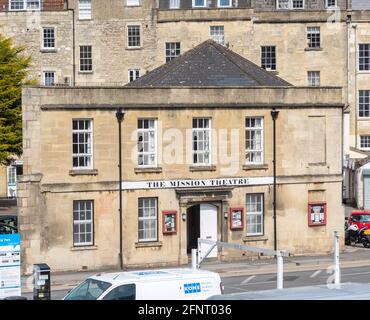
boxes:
[122,176,274,190]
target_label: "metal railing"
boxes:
[193,231,342,291]
[193,238,289,290]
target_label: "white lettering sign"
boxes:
[122,177,273,190]
[0,234,21,299]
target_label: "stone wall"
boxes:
[0,11,74,85]
[19,86,344,272]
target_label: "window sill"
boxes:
[305,47,323,52]
[189,165,216,172]
[242,164,269,171]
[134,167,163,174]
[266,70,278,75]
[135,241,163,248]
[126,47,142,50]
[78,71,93,75]
[308,162,327,167]
[40,49,57,53]
[242,236,268,242]
[69,169,98,176]
[71,245,97,251]
[78,18,92,21]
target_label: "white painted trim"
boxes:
[217,0,232,8]
[276,0,305,10]
[9,0,41,11]
[192,0,206,8]
[42,70,56,86]
[122,176,273,190]
[41,26,56,51]
[325,0,337,8]
[72,119,94,170]
[245,117,264,165]
[358,43,370,72]
[137,118,157,167]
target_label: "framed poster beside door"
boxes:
[230,207,244,230]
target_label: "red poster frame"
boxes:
[230,207,244,230]
[162,210,178,235]
[308,202,327,227]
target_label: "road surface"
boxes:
[21,265,370,300]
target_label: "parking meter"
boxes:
[33,264,51,300]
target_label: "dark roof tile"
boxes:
[126,40,292,88]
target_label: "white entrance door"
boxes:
[200,204,218,258]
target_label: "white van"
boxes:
[63,268,224,300]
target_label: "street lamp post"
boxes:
[271,108,279,252]
[116,109,125,270]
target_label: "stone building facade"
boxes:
[19,41,345,273]
[0,0,355,200]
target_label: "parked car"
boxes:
[0,223,17,234]
[0,215,17,229]
[63,268,223,300]
[347,211,370,230]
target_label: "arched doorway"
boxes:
[187,203,218,258]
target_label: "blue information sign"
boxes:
[0,234,21,299]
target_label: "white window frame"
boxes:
[245,117,264,165]
[359,90,370,119]
[359,44,370,72]
[9,0,41,11]
[7,166,17,186]
[128,69,140,82]
[79,45,93,72]
[127,25,141,48]
[246,194,264,236]
[277,0,305,9]
[217,0,232,8]
[137,119,157,167]
[261,46,276,71]
[192,0,206,8]
[192,118,211,166]
[165,42,181,62]
[42,27,56,50]
[169,0,180,9]
[127,0,140,6]
[138,198,158,243]
[360,136,370,150]
[307,26,321,49]
[307,71,320,87]
[73,200,94,247]
[79,0,92,20]
[72,119,93,169]
[43,71,56,86]
[325,0,337,8]
[210,26,225,46]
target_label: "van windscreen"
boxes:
[64,278,112,300]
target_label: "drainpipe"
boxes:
[116,109,125,270]
[271,108,279,252]
[66,1,76,86]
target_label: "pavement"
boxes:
[21,244,370,294]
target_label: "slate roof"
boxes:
[126,40,292,88]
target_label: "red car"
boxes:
[348,211,370,230]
